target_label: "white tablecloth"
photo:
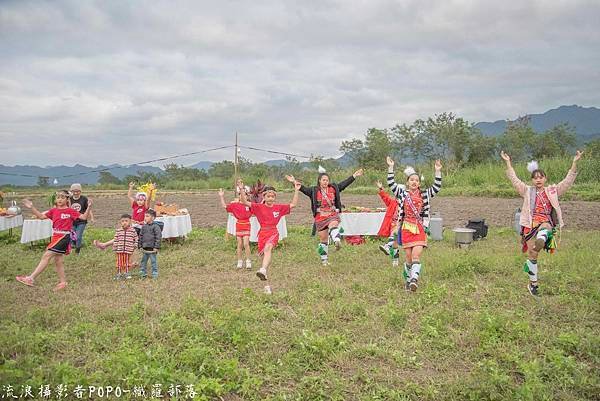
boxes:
[339,212,385,236]
[20,219,53,243]
[227,215,288,242]
[156,214,192,238]
[0,214,23,231]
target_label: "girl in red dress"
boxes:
[219,181,253,269]
[239,182,300,294]
[16,190,93,291]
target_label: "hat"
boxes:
[70,183,82,191]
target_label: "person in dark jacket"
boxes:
[138,209,162,279]
[286,166,363,265]
[69,183,94,254]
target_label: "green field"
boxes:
[1,226,599,400]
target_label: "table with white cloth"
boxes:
[155,214,192,239]
[20,219,53,244]
[227,215,288,242]
[0,214,23,234]
[339,212,385,236]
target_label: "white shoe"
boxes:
[379,244,390,255]
[245,259,252,269]
[236,260,243,269]
[256,267,268,281]
[392,259,399,267]
[264,285,272,295]
[321,259,330,266]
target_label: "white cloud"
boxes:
[0,0,599,167]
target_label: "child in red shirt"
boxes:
[127,182,154,228]
[16,190,93,291]
[219,186,253,269]
[239,182,300,294]
[376,180,401,267]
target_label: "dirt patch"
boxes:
[21,191,600,230]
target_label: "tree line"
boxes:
[33,113,599,187]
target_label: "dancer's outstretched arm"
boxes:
[290,182,301,209]
[427,160,443,198]
[386,156,406,198]
[557,150,583,196]
[338,169,363,192]
[22,199,47,220]
[285,175,311,197]
[501,151,527,196]
[127,182,136,204]
[217,189,228,209]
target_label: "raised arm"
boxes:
[22,199,47,220]
[285,175,311,197]
[427,160,443,198]
[218,188,228,209]
[127,182,136,204]
[386,156,406,198]
[557,150,582,196]
[376,181,394,207]
[337,169,363,192]
[289,182,301,209]
[500,151,527,196]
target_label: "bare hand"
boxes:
[294,182,302,191]
[353,168,364,178]
[22,199,33,209]
[285,175,296,183]
[500,151,511,162]
[129,182,135,189]
[434,159,442,171]
[218,188,224,196]
[375,180,383,189]
[87,199,93,208]
[574,150,583,162]
[386,156,394,167]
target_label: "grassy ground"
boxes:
[1,226,599,400]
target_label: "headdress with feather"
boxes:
[527,160,539,173]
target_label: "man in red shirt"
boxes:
[239,182,300,294]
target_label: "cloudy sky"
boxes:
[1,0,599,167]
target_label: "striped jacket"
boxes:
[387,167,442,228]
[112,227,138,254]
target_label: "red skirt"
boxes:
[399,221,427,249]
[236,219,251,237]
[315,214,341,232]
[47,233,72,255]
[257,229,279,255]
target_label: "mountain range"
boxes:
[474,105,600,141]
[2,105,599,186]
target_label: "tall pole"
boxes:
[234,131,239,185]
